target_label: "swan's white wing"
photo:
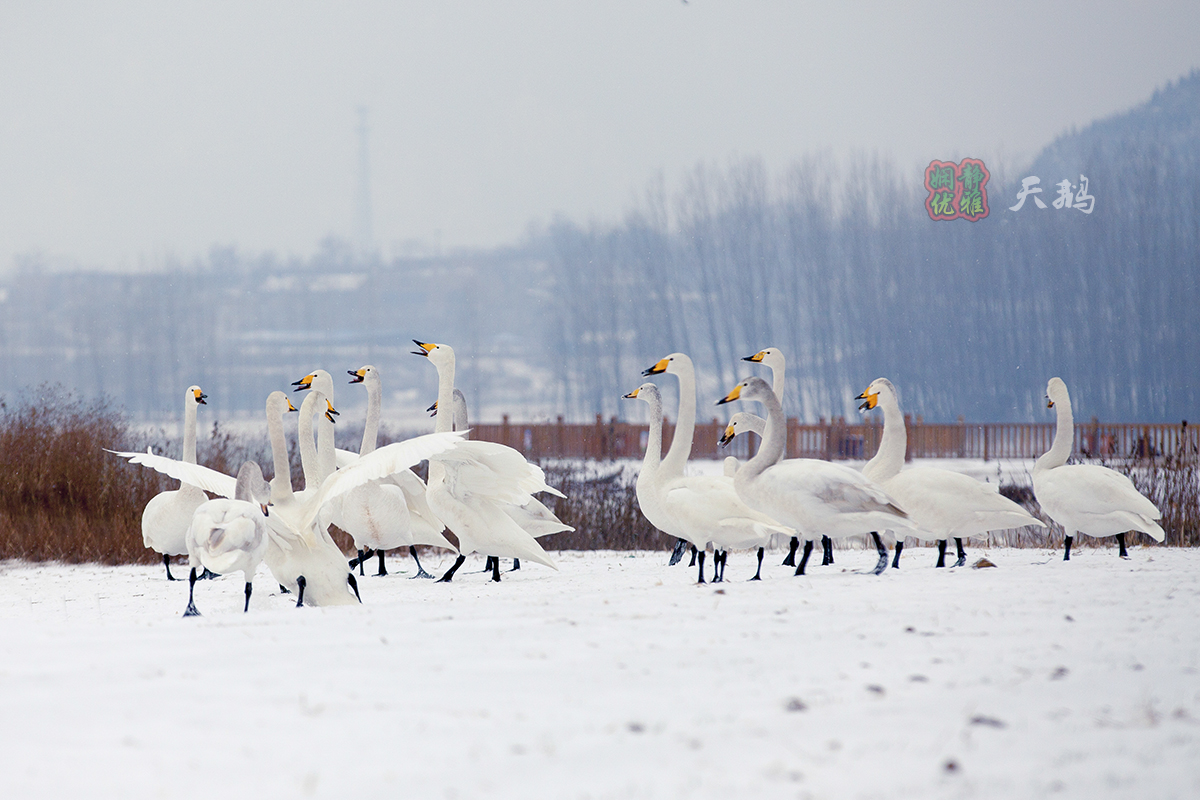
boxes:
[886,467,1045,538]
[503,496,574,538]
[108,449,237,498]
[300,432,464,527]
[335,448,359,469]
[431,439,563,502]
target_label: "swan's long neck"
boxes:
[743,389,786,482]
[1036,397,1074,472]
[640,393,664,479]
[433,358,457,435]
[864,392,906,482]
[267,404,294,504]
[661,361,697,478]
[298,393,322,491]
[182,398,198,465]
[451,389,469,435]
[360,377,381,456]
[770,363,785,403]
[317,414,336,484]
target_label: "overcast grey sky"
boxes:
[1,1,1196,272]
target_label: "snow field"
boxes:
[0,546,1198,799]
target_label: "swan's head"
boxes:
[743,348,785,371]
[623,383,661,403]
[642,352,691,377]
[187,385,207,406]
[1046,377,1070,410]
[717,412,757,447]
[856,378,896,412]
[348,365,378,385]
[716,376,772,406]
[265,391,298,418]
[292,370,335,397]
[234,461,272,514]
[412,340,455,367]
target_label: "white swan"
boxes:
[413,340,564,582]
[182,461,274,617]
[140,385,208,580]
[1034,377,1164,560]
[340,364,455,578]
[857,378,1046,568]
[626,379,792,583]
[718,377,917,575]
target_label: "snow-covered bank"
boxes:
[1,548,1198,799]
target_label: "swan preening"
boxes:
[1034,377,1164,560]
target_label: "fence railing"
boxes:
[469,415,1200,463]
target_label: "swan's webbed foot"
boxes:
[1117,532,1129,558]
[952,537,967,568]
[935,539,948,568]
[408,546,435,579]
[243,581,253,613]
[870,532,888,576]
[198,568,220,581]
[279,583,290,594]
[668,538,688,566]
[374,550,387,577]
[438,555,467,583]
[750,547,764,581]
[348,573,362,602]
[1063,535,1073,561]
[821,536,834,566]
[782,536,799,567]
[295,575,307,608]
[183,568,201,617]
[510,558,521,572]
[891,540,903,569]
[164,554,177,581]
[795,540,814,576]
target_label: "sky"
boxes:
[0,1,1196,273]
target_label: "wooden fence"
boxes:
[470,415,1200,463]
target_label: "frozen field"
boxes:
[1,546,1198,799]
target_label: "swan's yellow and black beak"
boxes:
[193,388,207,405]
[743,351,766,363]
[286,398,298,413]
[623,388,640,399]
[260,503,270,516]
[716,385,742,405]
[857,388,879,411]
[1046,396,1054,409]
[292,374,314,392]
[427,400,438,416]
[348,368,366,384]
[412,340,436,357]
[324,400,340,424]
[642,358,670,377]
[718,424,736,447]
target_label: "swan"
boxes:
[413,340,565,582]
[625,380,792,583]
[182,461,274,617]
[857,378,1046,568]
[140,385,208,580]
[113,390,465,605]
[643,353,792,581]
[741,347,831,567]
[1034,377,1164,560]
[340,364,456,578]
[718,377,917,575]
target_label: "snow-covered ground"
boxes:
[1,547,1198,799]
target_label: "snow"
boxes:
[1,547,1198,799]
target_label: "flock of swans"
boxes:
[114,340,1167,615]
[111,341,572,615]
[626,348,1165,584]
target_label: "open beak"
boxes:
[324,400,340,424]
[856,389,879,411]
[1046,396,1054,408]
[642,358,669,377]
[348,369,365,384]
[743,352,765,363]
[194,389,207,405]
[427,401,438,417]
[412,340,435,357]
[286,399,298,413]
[718,425,735,447]
[260,504,269,516]
[623,388,640,399]
[716,385,742,405]
[291,374,314,392]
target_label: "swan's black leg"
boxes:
[953,537,967,568]
[795,540,814,576]
[1063,535,1073,561]
[1117,532,1128,558]
[892,540,904,569]
[721,551,729,581]
[348,573,362,602]
[696,550,706,584]
[750,547,764,581]
[669,538,688,566]
[870,532,888,575]
[491,558,502,583]
[438,555,467,583]
[164,554,177,581]
[375,550,387,577]
[688,546,697,567]
[821,536,834,566]
[243,581,253,613]
[183,567,201,617]
[510,558,521,572]
[295,575,307,607]
[711,551,722,583]
[936,539,947,568]
[480,556,498,574]
[782,536,799,567]
[409,546,434,579]
[354,549,366,575]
